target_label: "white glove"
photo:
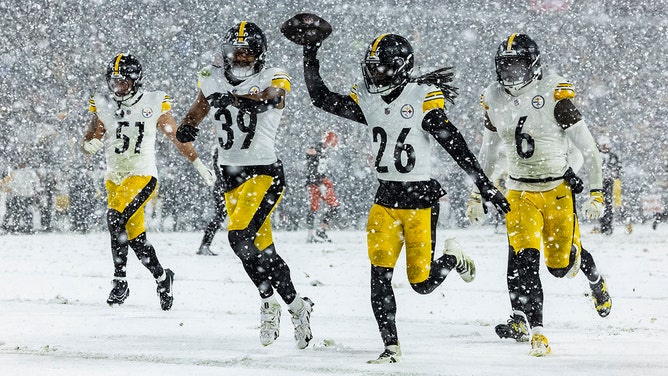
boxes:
[83,138,104,155]
[582,191,604,219]
[192,158,215,186]
[466,192,486,224]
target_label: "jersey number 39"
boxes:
[215,108,257,150]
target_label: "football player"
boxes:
[196,148,227,256]
[83,53,215,311]
[305,130,341,243]
[175,21,314,349]
[466,33,612,356]
[294,24,510,362]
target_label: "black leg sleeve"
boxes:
[506,246,524,313]
[129,232,164,279]
[107,209,129,278]
[371,266,399,347]
[516,249,544,328]
[580,248,601,283]
[228,229,274,299]
[263,245,297,304]
[201,183,227,247]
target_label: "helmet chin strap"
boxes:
[112,91,142,118]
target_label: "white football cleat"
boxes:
[260,300,281,346]
[443,238,476,282]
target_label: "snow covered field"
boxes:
[1,223,667,375]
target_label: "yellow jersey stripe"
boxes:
[554,87,575,101]
[423,97,444,112]
[161,95,172,112]
[271,77,291,91]
[89,98,97,113]
[425,90,444,100]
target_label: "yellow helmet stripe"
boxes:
[237,21,247,44]
[370,34,389,57]
[113,53,124,75]
[506,33,518,51]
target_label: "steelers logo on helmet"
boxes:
[362,34,414,94]
[106,53,143,101]
[222,21,267,81]
[495,33,542,95]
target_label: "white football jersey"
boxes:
[481,74,580,191]
[89,91,171,182]
[198,66,291,166]
[351,82,444,182]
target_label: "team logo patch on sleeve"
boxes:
[400,104,414,119]
[248,86,261,95]
[142,107,154,118]
[531,95,545,109]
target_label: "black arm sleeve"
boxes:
[303,46,367,124]
[554,98,583,129]
[422,109,493,192]
[234,95,282,114]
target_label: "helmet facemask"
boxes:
[105,54,142,102]
[495,34,541,95]
[362,34,414,94]
[223,22,267,81]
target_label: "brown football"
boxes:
[280,13,332,45]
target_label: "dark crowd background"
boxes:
[1,0,666,234]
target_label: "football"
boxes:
[280,13,332,46]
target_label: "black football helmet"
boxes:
[362,34,414,94]
[222,21,267,80]
[495,33,541,94]
[106,53,143,100]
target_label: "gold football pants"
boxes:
[367,204,434,284]
[225,175,282,252]
[105,175,156,240]
[505,181,582,269]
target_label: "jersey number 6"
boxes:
[514,116,535,159]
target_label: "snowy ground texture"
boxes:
[1,223,667,375]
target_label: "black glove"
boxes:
[176,123,199,143]
[206,92,235,109]
[563,167,584,194]
[479,184,511,214]
[303,42,321,60]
